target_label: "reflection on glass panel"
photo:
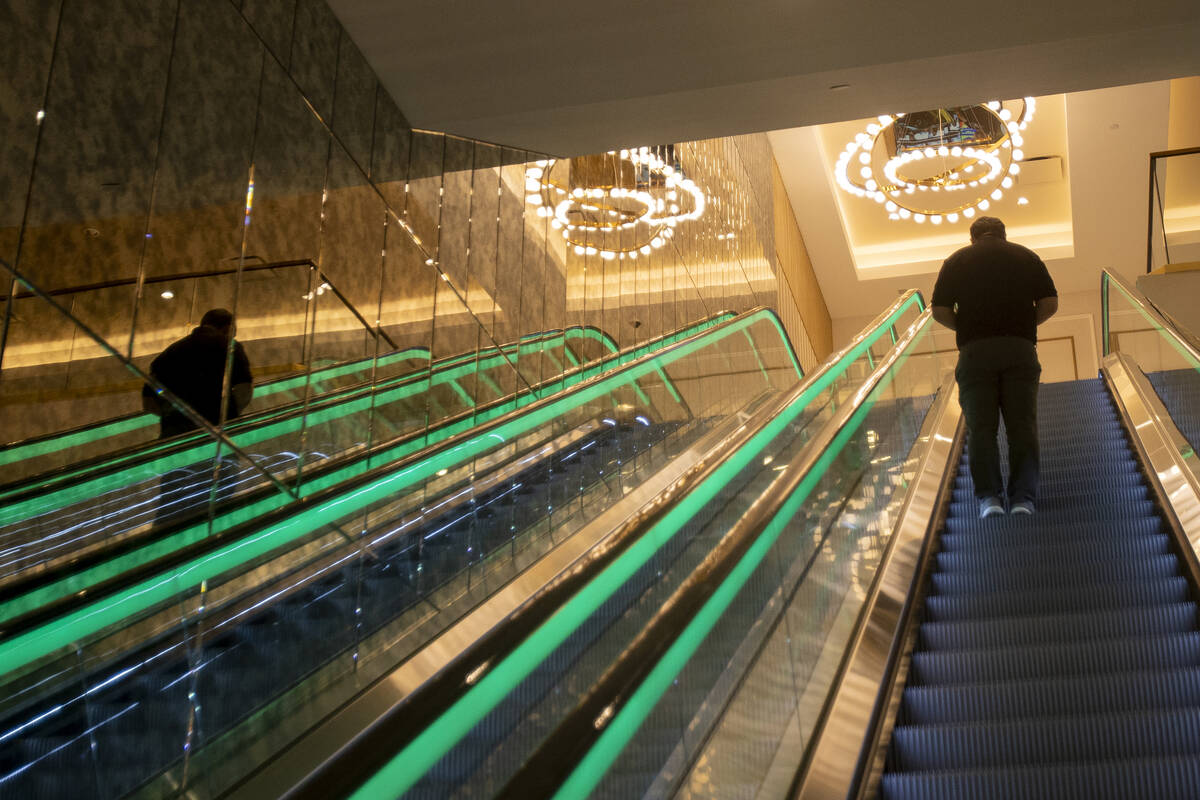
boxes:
[0,0,60,276]
[593,323,945,798]
[1106,275,1200,456]
[0,308,789,798]
[1152,149,1200,271]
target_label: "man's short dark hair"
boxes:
[969,216,1006,242]
[200,308,235,331]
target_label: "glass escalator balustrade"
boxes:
[338,293,932,799]
[0,318,730,631]
[0,308,797,799]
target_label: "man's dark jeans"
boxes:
[955,336,1042,503]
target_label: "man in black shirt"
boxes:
[931,216,1058,518]
[143,308,253,438]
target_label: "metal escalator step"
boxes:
[935,533,1169,564]
[923,576,1190,622]
[909,632,1200,686]
[890,707,1200,772]
[949,476,1145,505]
[918,602,1197,651]
[900,667,1200,726]
[954,468,1144,492]
[929,554,1178,593]
[942,503,1157,536]
[939,519,1163,552]
[879,753,1200,800]
[947,489,1150,519]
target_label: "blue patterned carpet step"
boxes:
[909,632,1200,686]
[922,577,1191,622]
[880,753,1200,800]
[900,667,1200,726]
[917,602,1197,651]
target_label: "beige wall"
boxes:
[772,159,832,370]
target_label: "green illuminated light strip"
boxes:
[0,315,751,670]
[555,331,920,799]
[0,322,618,479]
[0,328,626,524]
[345,300,920,799]
[0,348,430,471]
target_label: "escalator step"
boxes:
[891,707,1200,772]
[953,469,1144,493]
[923,577,1192,623]
[900,667,1200,726]
[909,632,1200,686]
[929,555,1177,594]
[939,519,1163,552]
[934,534,1170,568]
[879,753,1200,800]
[943,503,1157,536]
[918,602,1197,651]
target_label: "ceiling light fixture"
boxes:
[835,97,1035,224]
[525,147,705,259]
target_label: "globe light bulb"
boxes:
[947,212,959,222]
[978,199,990,210]
[914,213,926,223]
[1001,177,1013,189]
[963,207,976,218]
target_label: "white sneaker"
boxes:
[1011,501,1035,515]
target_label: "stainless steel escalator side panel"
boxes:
[1102,351,1200,581]
[791,377,963,800]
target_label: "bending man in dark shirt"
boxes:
[931,216,1058,518]
[142,308,253,439]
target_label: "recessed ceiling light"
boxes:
[1017,196,1029,205]
[160,290,174,300]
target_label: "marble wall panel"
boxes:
[287,0,339,123]
[313,149,385,367]
[0,0,60,252]
[17,0,175,294]
[240,0,298,71]
[331,31,377,173]
[369,87,410,210]
[0,0,823,472]
[137,0,261,285]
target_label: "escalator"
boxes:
[879,377,1200,798]
[0,318,721,590]
[253,269,1198,800]
[0,316,731,654]
[0,303,821,798]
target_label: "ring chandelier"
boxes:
[835,97,1036,225]
[524,147,706,260]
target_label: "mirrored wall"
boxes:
[0,0,805,569]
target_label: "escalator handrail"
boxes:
[491,308,933,800]
[0,307,786,678]
[790,375,962,800]
[1101,268,1200,363]
[276,293,925,800]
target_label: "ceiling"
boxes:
[772,78,1200,331]
[326,1,1200,338]
[328,0,1200,156]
